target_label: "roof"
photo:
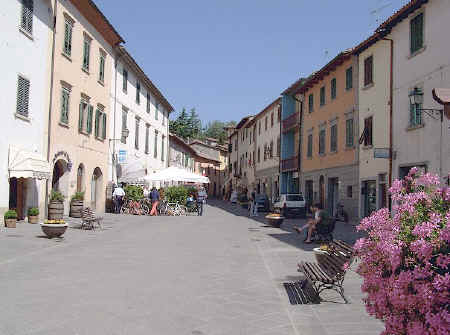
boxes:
[248,97,281,126]
[282,77,307,95]
[169,134,220,164]
[70,0,124,46]
[117,46,174,113]
[235,116,253,129]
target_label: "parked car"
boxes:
[255,194,270,212]
[273,194,306,218]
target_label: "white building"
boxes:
[109,46,173,186]
[0,0,52,220]
[383,0,450,183]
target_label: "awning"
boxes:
[8,146,51,180]
[144,166,210,184]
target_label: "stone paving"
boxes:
[0,201,383,335]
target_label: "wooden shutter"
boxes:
[87,105,93,133]
[331,78,336,99]
[102,113,106,139]
[16,76,30,117]
[78,103,84,131]
[309,94,313,112]
[346,67,353,90]
[21,0,33,34]
[99,55,105,82]
[364,57,373,86]
[94,109,100,137]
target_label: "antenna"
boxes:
[370,0,392,27]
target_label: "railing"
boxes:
[281,156,299,172]
[282,112,299,132]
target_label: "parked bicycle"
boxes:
[121,198,150,215]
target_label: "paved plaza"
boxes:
[0,201,383,335]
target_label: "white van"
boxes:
[273,194,306,218]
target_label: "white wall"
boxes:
[391,0,450,183]
[0,0,52,217]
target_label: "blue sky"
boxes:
[96,0,409,124]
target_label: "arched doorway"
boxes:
[319,175,325,209]
[52,159,68,191]
[91,167,103,211]
[77,164,85,193]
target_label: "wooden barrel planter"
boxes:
[70,200,83,218]
[48,201,64,220]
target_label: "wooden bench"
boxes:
[298,240,354,303]
[81,207,103,230]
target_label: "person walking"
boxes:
[112,184,125,214]
[149,187,160,216]
[249,189,258,217]
[197,186,207,216]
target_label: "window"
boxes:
[78,97,92,133]
[263,144,267,161]
[154,130,158,158]
[307,134,313,158]
[82,35,91,72]
[308,94,314,113]
[122,68,128,92]
[346,118,354,147]
[271,113,274,127]
[364,56,373,86]
[161,135,165,161]
[146,93,150,113]
[145,124,149,154]
[60,86,70,124]
[98,51,106,83]
[258,121,261,135]
[319,129,325,155]
[265,116,268,130]
[410,13,424,54]
[162,111,165,125]
[347,186,353,198]
[121,108,127,143]
[277,106,281,122]
[134,117,140,149]
[136,81,140,104]
[362,116,373,146]
[63,16,74,57]
[276,136,280,157]
[269,140,274,158]
[320,86,325,106]
[331,78,336,100]
[330,124,337,152]
[155,103,159,120]
[410,99,422,127]
[94,106,106,140]
[346,67,353,90]
[16,76,30,117]
[257,147,261,163]
[20,0,33,35]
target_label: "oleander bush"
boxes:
[124,185,143,201]
[354,168,449,335]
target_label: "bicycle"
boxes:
[166,202,185,216]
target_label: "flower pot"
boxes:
[4,218,17,228]
[265,216,284,228]
[28,215,39,224]
[48,201,64,220]
[70,200,83,218]
[40,223,68,238]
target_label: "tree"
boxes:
[203,120,237,144]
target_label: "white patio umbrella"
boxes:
[144,166,209,184]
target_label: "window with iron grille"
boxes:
[346,118,354,147]
[320,86,325,106]
[410,13,424,54]
[307,134,313,158]
[346,67,353,90]
[121,108,127,143]
[122,68,128,92]
[146,93,150,113]
[319,129,325,155]
[308,94,314,113]
[410,101,422,127]
[364,56,373,86]
[20,0,33,35]
[98,51,106,83]
[63,17,74,57]
[94,107,107,140]
[154,130,158,158]
[16,76,30,118]
[331,78,336,100]
[330,124,337,152]
[145,124,149,154]
[134,117,140,149]
[161,135,165,161]
[82,36,91,71]
[136,81,140,104]
[60,87,70,124]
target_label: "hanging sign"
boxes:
[118,150,127,164]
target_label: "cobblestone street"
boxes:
[0,201,383,335]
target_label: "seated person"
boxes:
[186,194,195,207]
[294,203,329,244]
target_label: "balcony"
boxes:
[281,156,299,172]
[282,112,299,133]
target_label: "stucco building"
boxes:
[48,0,123,214]
[1,0,53,220]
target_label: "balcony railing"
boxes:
[281,156,299,172]
[282,112,299,132]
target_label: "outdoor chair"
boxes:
[81,207,103,230]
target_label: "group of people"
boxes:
[186,187,207,216]
[112,184,160,215]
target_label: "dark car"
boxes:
[255,194,270,212]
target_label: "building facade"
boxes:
[109,46,173,187]
[1,0,53,220]
[48,0,123,214]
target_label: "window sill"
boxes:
[62,52,72,62]
[319,153,326,157]
[15,113,31,122]
[96,136,105,142]
[59,122,69,128]
[362,145,373,150]
[82,67,90,75]
[19,27,33,41]
[345,87,353,92]
[406,123,425,131]
[79,130,90,136]
[136,101,140,105]
[362,82,374,91]
[97,80,104,86]
[408,45,426,59]
[329,150,338,155]
[345,146,355,151]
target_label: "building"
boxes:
[109,46,173,187]
[296,50,360,219]
[353,32,392,218]
[381,0,450,184]
[1,0,53,220]
[47,0,123,214]
[250,98,281,203]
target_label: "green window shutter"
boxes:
[87,105,93,133]
[60,89,69,124]
[63,22,69,54]
[78,103,84,131]
[102,113,107,139]
[308,94,313,113]
[95,109,100,137]
[320,86,325,106]
[83,40,89,70]
[99,55,105,82]
[161,136,165,161]
[410,13,423,54]
[346,67,353,90]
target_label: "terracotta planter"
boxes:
[28,215,39,224]
[48,201,64,220]
[70,200,83,218]
[4,218,17,228]
[40,223,68,238]
[266,216,284,228]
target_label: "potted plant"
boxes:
[27,207,39,224]
[70,191,84,218]
[265,213,285,227]
[48,190,64,220]
[4,210,17,228]
[40,219,68,238]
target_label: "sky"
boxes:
[96,0,409,124]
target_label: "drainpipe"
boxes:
[44,0,58,218]
[112,47,121,185]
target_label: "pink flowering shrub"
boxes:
[354,168,449,335]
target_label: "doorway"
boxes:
[305,180,313,212]
[363,180,377,217]
[91,167,103,211]
[327,177,339,216]
[319,175,325,209]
